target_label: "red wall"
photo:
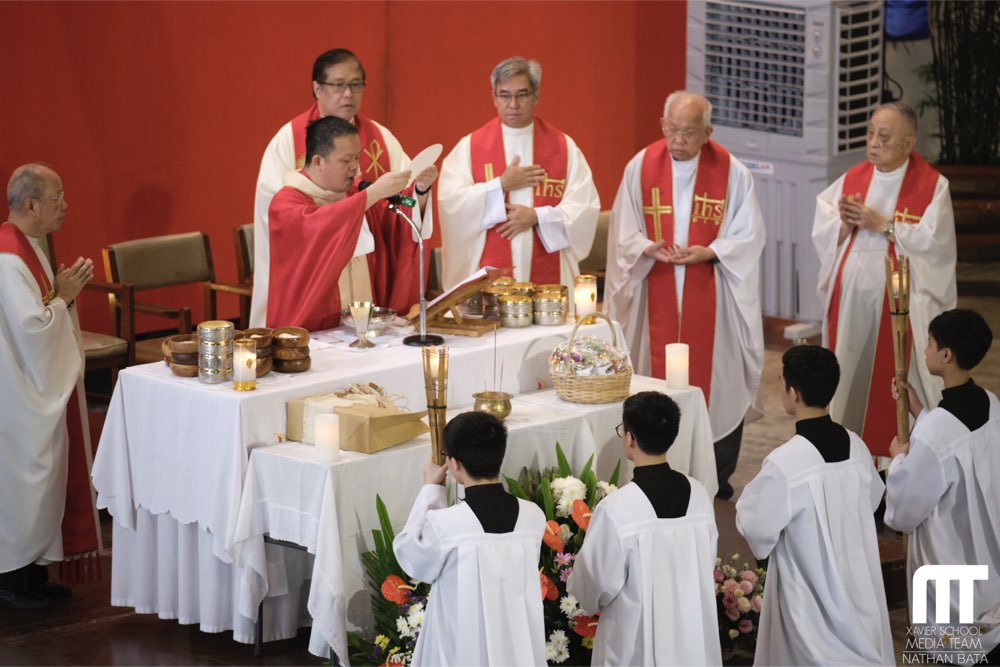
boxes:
[0,1,685,333]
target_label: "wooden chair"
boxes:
[42,235,135,388]
[102,231,243,365]
[232,224,254,328]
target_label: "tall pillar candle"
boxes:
[232,338,257,391]
[574,274,598,322]
[664,343,689,389]
[315,413,340,464]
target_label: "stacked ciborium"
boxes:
[198,320,234,384]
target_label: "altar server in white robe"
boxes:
[568,391,721,666]
[0,164,95,611]
[438,56,599,291]
[737,346,894,666]
[812,101,956,460]
[393,412,547,666]
[251,48,435,327]
[604,90,765,500]
[885,309,1000,663]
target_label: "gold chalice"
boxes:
[348,301,376,349]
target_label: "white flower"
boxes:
[551,477,587,517]
[737,595,751,613]
[549,629,569,651]
[559,595,580,619]
[554,647,570,663]
[557,523,572,542]
[728,628,740,640]
[407,602,425,631]
[545,644,557,661]
[595,481,617,501]
[396,616,412,639]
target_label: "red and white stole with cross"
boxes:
[640,139,730,407]
[827,151,939,456]
[469,117,568,284]
[0,223,101,583]
[290,103,392,180]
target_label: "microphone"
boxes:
[357,180,417,208]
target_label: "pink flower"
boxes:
[738,618,753,634]
[554,552,575,568]
[740,570,758,585]
[751,595,763,613]
[722,592,737,611]
[559,568,573,583]
[726,608,740,622]
[714,569,724,584]
[722,579,739,594]
[740,580,754,594]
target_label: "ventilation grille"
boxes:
[837,3,883,152]
[703,1,806,137]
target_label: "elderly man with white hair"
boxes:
[438,56,599,291]
[605,90,766,500]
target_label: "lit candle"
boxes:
[574,274,597,321]
[233,338,256,391]
[428,346,441,381]
[314,413,340,463]
[664,343,689,389]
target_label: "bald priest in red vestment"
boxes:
[267,115,427,331]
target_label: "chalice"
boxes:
[348,301,376,349]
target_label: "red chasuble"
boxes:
[266,186,368,331]
[469,117,568,284]
[640,139,731,407]
[827,152,939,456]
[291,104,391,180]
[0,223,101,583]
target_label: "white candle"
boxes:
[574,274,598,321]
[664,343,689,389]
[428,347,441,380]
[315,413,340,463]
[232,339,256,390]
[890,272,901,297]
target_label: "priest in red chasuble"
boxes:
[438,56,600,290]
[812,102,956,460]
[605,91,765,500]
[251,48,436,328]
[1,164,102,610]
[266,116,419,332]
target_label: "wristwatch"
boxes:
[883,219,894,239]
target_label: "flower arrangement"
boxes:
[347,496,430,666]
[715,553,766,657]
[504,442,620,665]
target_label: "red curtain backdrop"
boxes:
[0,1,685,334]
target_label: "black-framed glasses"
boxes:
[495,91,535,104]
[615,423,625,438]
[318,81,366,94]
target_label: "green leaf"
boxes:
[555,442,572,477]
[608,459,622,487]
[584,470,597,507]
[579,454,594,481]
[540,476,555,521]
[504,475,528,499]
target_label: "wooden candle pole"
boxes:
[885,255,911,444]
[422,346,449,465]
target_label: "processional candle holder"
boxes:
[885,254,911,444]
[422,345,449,465]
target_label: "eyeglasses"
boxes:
[495,91,535,104]
[318,81,366,94]
[35,193,65,203]
[663,126,701,141]
[615,423,625,438]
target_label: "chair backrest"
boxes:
[580,210,611,274]
[234,224,254,284]
[104,231,215,290]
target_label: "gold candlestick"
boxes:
[422,345,449,464]
[885,254,911,444]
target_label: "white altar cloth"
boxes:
[91,320,625,647]
[230,376,715,660]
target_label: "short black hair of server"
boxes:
[621,391,681,455]
[443,411,507,480]
[781,345,840,408]
[304,116,358,165]
[928,309,993,370]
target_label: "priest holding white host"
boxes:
[251,48,436,328]
[437,56,600,291]
[812,101,956,459]
[604,90,765,500]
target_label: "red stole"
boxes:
[469,117,567,284]
[291,104,392,181]
[0,223,101,583]
[266,186,368,331]
[640,140,730,407]
[827,152,939,456]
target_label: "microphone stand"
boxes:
[389,202,444,347]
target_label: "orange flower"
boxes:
[380,574,414,605]
[573,614,599,637]
[540,571,559,601]
[571,499,592,531]
[542,520,565,552]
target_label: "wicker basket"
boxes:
[550,312,632,404]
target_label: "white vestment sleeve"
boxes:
[812,175,848,308]
[535,136,600,259]
[438,135,493,288]
[481,178,506,229]
[392,485,449,584]
[734,458,791,559]
[884,437,948,533]
[566,500,627,614]
[709,163,766,286]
